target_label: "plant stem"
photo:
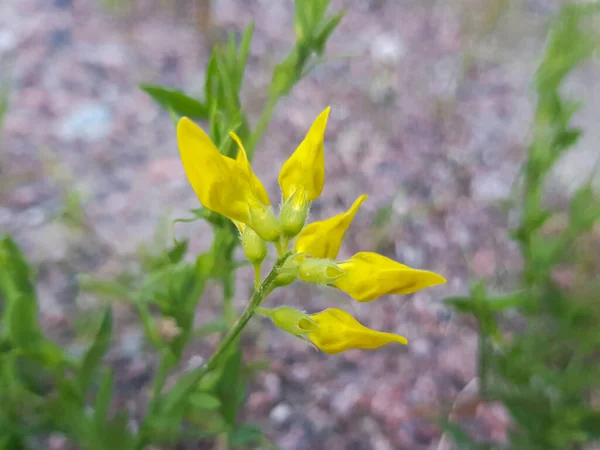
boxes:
[175,252,291,395]
[246,94,280,158]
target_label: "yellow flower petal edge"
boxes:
[308,308,407,354]
[333,252,447,302]
[278,107,330,203]
[294,195,367,259]
[177,117,252,223]
[229,132,270,206]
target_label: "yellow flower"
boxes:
[229,131,270,207]
[278,107,330,204]
[177,118,280,240]
[307,308,407,354]
[333,252,447,302]
[294,195,367,259]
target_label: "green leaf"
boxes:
[93,369,114,432]
[439,421,493,450]
[215,342,244,426]
[167,239,188,264]
[79,308,113,393]
[8,294,41,350]
[14,355,54,396]
[0,235,35,299]
[237,23,255,87]
[189,392,221,410]
[228,423,264,448]
[78,274,135,301]
[139,84,208,119]
[569,184,600,233]
[313,11,345,55]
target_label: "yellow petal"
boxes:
[278,107,330,202]
[308,308,407,354]
[229,132,270,206]
[294,195,367,259]
[177,118,252,223]
[334,252,447,302]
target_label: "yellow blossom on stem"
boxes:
[308,308,407,354]
[278,107,330,204]
[333,252,447,302]
[294,195,367,259]
[177,118,280,241]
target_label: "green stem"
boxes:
[146,350,174,415]
[246,94,280,158]
[174,252,291,395]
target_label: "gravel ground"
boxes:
[1,0,599,449]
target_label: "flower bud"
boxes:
[241,226,267,264]
[279,191,310,238]
[298,258,344,284]
[258,307,318,337]
[248,204,281,242]
[273,255,300,287]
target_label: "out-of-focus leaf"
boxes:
[189,392,221,410]
[167,239,188,264]
[78,275,134,301]
[0,236,35,299]
[6,293,40,350]
[313,12,345,55]
[439,421,493,450]
[228,423,264,448]
[14,355,54,396]
[215,342,244,426]
[139,84,207,119]
[79,308,112,393]
[238,23,254,87]
[569,184,600,233]
[93,369,114,431]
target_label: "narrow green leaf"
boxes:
[237,23,255,88]
[78,274,134,301]
[569,184,600,233]
[215,342,244,426]
[140,84,208,119]
[228,423,264,448]
[93,369,114,432]
[189,392,222,410]
[8,294,41,349]
[313,11,345,55]
[79,308,113,393]
[167,239,188,264]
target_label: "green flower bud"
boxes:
[273,255,300,287]
[241,226,267,264]
[258,307,318,337]
[248,205,281,242]
[298,258,344,284]
[279,192,310,238]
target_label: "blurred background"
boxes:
[1,0,599,449]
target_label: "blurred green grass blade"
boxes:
[79,308,113,393]
[215,342,244,426]
[238,23,255,87]
[189,392,221,411]
[139,84,208,119]
[313,11,344,55]
[93,369,114,431]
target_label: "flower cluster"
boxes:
[177,107,446,354]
